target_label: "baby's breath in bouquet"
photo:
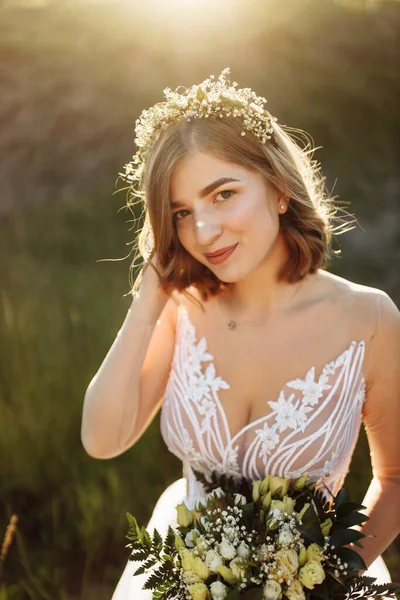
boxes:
[126,472,399,600]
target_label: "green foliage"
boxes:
[0,194,181,598]
[125,515,181,598]
[344,576,400,600]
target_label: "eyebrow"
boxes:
[171,177,241,209]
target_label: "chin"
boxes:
[213,266,250,284]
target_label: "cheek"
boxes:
[235,195,278,236]
[175,225,193,254]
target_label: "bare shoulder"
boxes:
[319,270,397,308]
[318,270,400,336]
[162,285,206,331]
[173,285,209,314]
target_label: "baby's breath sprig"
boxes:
[121,67,278,185]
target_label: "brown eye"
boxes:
[215,190,235,202]
[173,209,191,222]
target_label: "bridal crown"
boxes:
[121,67,278,185]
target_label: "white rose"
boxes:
[255,544,271,562]
[219,540,236,560]
[205,549,223,572]
[185,529,200,548]
[223,526,236,542]
[237,541,250,559]
[277,529,294,547]
[263,579,282,600]
[210,580,228,600]
[199,516,211,532]
[212,487,225,498]
[219,539,236,560]
[271,507,283,520]
[234,493,247,506]
[195,497,208,511]
[195,535,209,557]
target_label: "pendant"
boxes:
[227,320,237,330]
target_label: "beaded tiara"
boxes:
[121,67,278,185]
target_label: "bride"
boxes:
[80,69,400,598]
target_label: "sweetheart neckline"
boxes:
[175,303,367,444]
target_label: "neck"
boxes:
[220,232,310,320]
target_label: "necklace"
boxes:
[218,278,307,331]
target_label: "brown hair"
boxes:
[125,115,354,304]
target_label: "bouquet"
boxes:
[126,471,400,600]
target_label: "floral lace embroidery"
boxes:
[286,368,332,406]
[254,423,280,465]
[161,304,366,488]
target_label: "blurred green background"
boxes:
[0,0,399,597]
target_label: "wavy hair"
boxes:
[124,115,354,305]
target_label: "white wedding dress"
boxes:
[112,301,392,599]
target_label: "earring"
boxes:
[279,204,285,212]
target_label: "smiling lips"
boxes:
[204,244,238,264]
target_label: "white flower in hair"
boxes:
[121,68,278,185]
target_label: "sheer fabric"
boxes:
[112,288,399,599]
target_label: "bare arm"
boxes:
[81,263,177,459]
[356,291,400,567]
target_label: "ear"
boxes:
[277,193,290,213]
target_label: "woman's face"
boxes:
[169,151,285,283]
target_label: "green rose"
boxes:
[320,518,333,537]
[299,561,325,589]
[252,480,262,503]
[294,474,308,491]
[180,548,196,571]
[174,533,185,551]
[262,490,272,511]
[298,545,307,567]
[192,556,210,580]
[188,582,209,600]
[260,474,270,495]
[176,502,194,528]
[297,503,310,522]
[306,543,324,564]
[217,565,236,584]
[269,476,290,498]
[279,495,296,514]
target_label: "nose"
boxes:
[194,214,223,247]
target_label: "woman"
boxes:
[80,69,400,598]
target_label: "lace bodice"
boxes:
[160,304,366,507]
